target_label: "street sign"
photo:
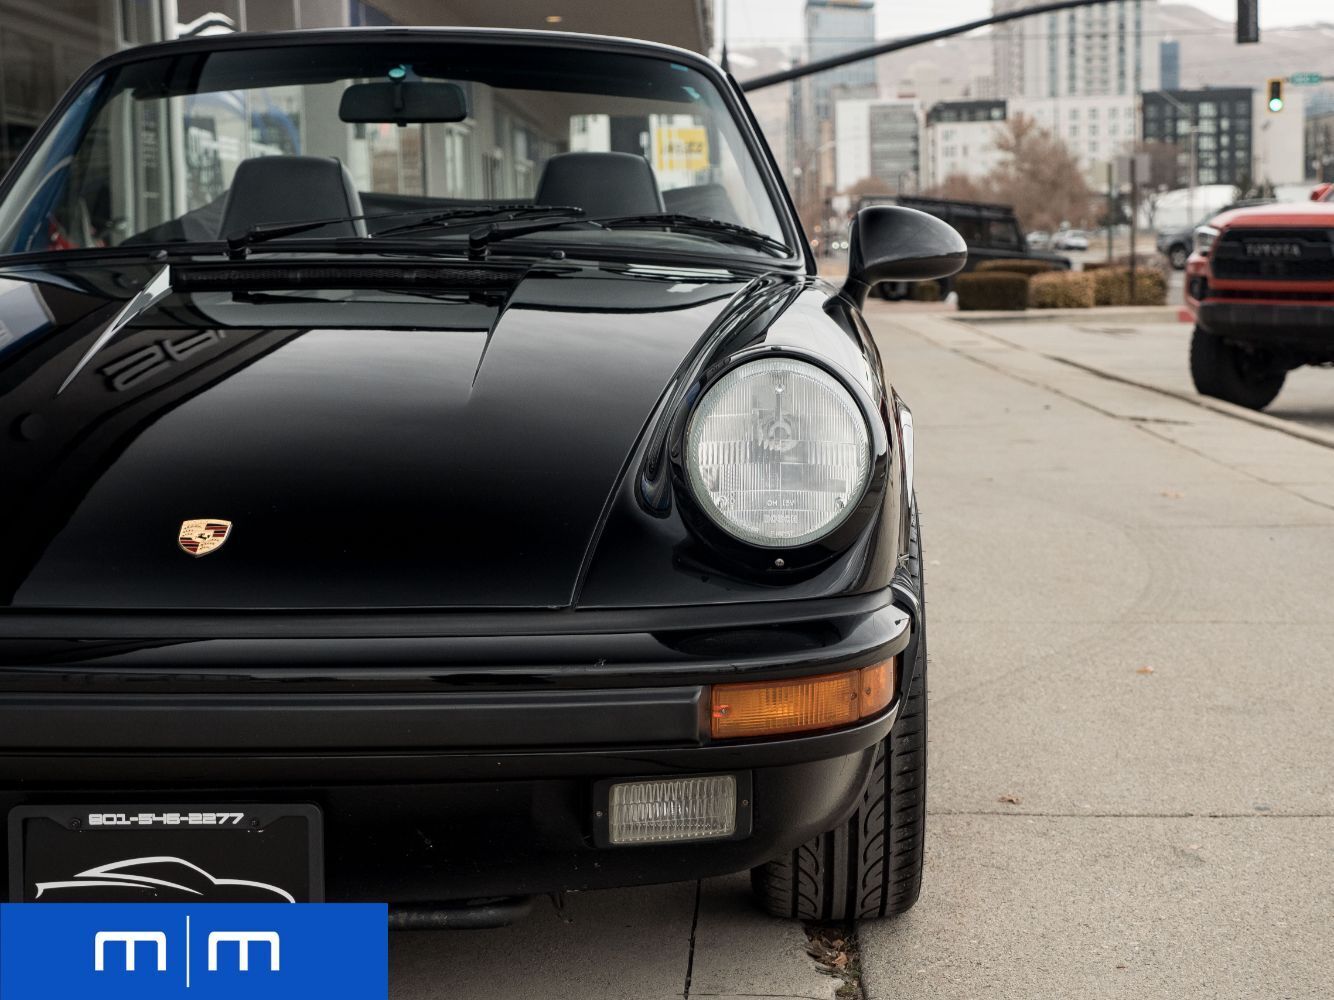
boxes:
[1236,0,1259,45]
[1289,72,1325,85]
[1114,153,1151,189]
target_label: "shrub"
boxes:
[1092,267,1132,306]
[975,258,1063,276]
[1129,268,1167,306]
[1091,267,1169,306]
[1029,271,1095,309]
[911,281,942,302]
[955,272,1029,311]
[1081,260,1111,272]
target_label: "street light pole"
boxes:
[1158,90,1199,224]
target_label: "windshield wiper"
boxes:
[596,214,792,257]
[466,212,605,259]
[224,205,587,259]
[225,218,355,259]
[371,204,586,239]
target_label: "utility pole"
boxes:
[1129,155,1139,301]
[1107,163,1115,263]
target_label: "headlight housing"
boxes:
[685,357,871,548]
[1193,225,1220,255]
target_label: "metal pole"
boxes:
[1107,162,1115,263]
[1129,155,1139,301]
[1189,126,1197,223]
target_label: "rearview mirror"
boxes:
[339,81,468,125]
[841,206,967,308]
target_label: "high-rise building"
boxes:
[805,0,878,123]
[993,0,1160,100]
[793,1,878,226]
[1159,40,1180,92]
[834,99,920,193]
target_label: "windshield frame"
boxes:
[0,27,811,273]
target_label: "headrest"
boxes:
[219,156,367,239]
[534,152,665,219]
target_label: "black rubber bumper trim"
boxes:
[1198,300,1334,348]
[0,687,706,751]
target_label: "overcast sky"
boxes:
[726,0,1328,47]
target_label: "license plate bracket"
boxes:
[7,803,323,903]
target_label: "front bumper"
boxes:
[0,591,915,902]
[1197,299,1334,351]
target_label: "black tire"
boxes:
[750,507,927,922]
[1169,244,1189,270]
[1190,326,1285,410]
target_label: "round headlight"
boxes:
[686,358,872,548]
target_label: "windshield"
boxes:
[0,39,788,259]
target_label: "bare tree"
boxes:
[922,172,992,203]
[844,175,895,200]
[988,114,1094,231]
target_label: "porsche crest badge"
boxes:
[178,519,232,557]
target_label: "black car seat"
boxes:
[219,156,367,239]
[663,183,744,226]
[534,152,664,218]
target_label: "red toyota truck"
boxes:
[1183,182,1334,409]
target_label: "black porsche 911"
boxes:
[0,28,963,924]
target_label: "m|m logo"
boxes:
[94,930,168,972]
[1,902,387,998]
[208,930,280,972]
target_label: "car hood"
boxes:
[1209,203,1334,230]
[0,257,757,609]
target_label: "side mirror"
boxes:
[1311,182,1332,202]
[840,206,967,308]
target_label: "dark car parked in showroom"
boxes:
[0,29,962,923]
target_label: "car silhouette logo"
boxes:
[34,856,294,902]
[178,519,232,557]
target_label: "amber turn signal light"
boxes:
[710,659,896,740]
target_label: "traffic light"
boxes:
[1267,78,1284,113]
[1237,0,1259,44]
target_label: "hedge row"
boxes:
[955,272,1030,311]
[954,265,1166,311]
[1091,267,1168,306]
[1029,271,1096,309]
[974,258,1064,277]
[911,281,942,302]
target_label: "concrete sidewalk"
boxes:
[391,874,838,1000]
[858,305,1334,999]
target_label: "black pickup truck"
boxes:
[859,195,1070,299]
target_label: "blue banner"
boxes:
[0,903,387,998]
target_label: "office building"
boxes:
[834,99,921,193]
[1012,95,1137,174]
[921,100,1008,189]
[993,0,1160,100]
[1141,87,1306,189]
[1159,40,1180,91]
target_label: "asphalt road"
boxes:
[390,306,1334,1000]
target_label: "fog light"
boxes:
[608,775,737,844]
[711,660,896,740]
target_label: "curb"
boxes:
[1045,355,1334,452]
[953,306,1180,325]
